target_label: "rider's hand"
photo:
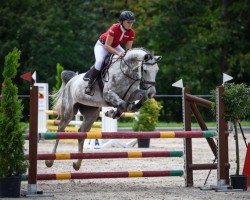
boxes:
[118,52,125,57]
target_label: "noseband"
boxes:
[118,53,159,99]
[140,60,157,87]
[120,53,158,86]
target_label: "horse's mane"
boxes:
[130,47,150,53]
[124,48,150,65]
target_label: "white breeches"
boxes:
[94,40,124,70]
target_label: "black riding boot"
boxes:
[85,67,100,95]
[83,66,94,81]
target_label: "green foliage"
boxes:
[53,63,64,93]
[211,83,250,175]
[133,99,162,131]
[222,83,250,122]
[211,83,250,122]
[0,48,27,177]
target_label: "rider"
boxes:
[85,10,136,95]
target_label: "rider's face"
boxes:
[123,20,133,30]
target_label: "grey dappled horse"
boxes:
[45,48,160,170]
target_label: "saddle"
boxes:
[83,53,114,92]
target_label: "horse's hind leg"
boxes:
[45,104,76,167]
[73,105,100,171]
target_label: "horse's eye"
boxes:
[144,54,152,62]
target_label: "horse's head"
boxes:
[140,52,161,98]
[122,48,160,98]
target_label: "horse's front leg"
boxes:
[103,90,128,119]
[127,89,148,112]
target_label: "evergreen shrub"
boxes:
[0,48,27,177]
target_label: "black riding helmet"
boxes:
[119,11,135,22]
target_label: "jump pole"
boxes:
[22,170,184,181]
[26,150,184,160]
[25,131,216,140]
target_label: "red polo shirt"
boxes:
[100,23,135,48]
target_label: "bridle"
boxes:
[140,56,159,89]
[118,51,159,99]
[100,49,159,100]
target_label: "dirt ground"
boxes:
[16,132,250,200]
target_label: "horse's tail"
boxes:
[52,70,77,113]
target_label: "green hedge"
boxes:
[133,98,162,131]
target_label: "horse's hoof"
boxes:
[73,162,80,171]
[127,103,136,112]
[105,110,114,118]
[119,101,129,111]
[111,112,120,119]
[45,160,54,168]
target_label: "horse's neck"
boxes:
[109,60,136,81]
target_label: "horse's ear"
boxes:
[154,56,162,62]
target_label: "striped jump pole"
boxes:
[46,126,101,133]
[24,130,217,140]
[46,120,101,133]
[22,170,184,181]
[119,112,136,118]
[26,150,183,160]
[46,110,61,116]
[47,120,101,127]
[46,110,135,118]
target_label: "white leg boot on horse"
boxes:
[85,67,100,95]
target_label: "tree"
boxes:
[0,48,27,177]
[211,83,250,175]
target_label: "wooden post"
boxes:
[217,86,229,184]
[183,88,193,187]
[27,86,38,194]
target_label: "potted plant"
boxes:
[0,48,27,197]
[133,98,162,148]
[212,82,250,190]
